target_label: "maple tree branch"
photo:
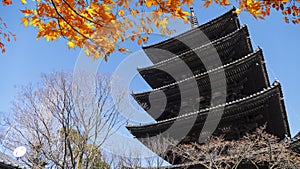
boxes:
[56,19,68,39]
[50,0,90,40]
[61,0,104,27]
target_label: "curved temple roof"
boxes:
[143,7,240,63]
[138,25,253,89]
[135,48,266,95]
[127,82,290,140]
[133,49,270,121]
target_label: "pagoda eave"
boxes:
[127,83,290,140]
[142,7,240,64]
[138,25,253,89]
[133,49,271,121]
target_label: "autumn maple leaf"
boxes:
[2,0,12,5]
[159,17,169,28]
[182,0,193,7]
[203,0,212,7]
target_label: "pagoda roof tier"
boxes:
[143,7,240,64]
[138,25,253,89]
[132,49,270,121]
[127,82,290,141]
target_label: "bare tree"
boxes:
[3,72,125,169]
[139,134,179,167]
[101,134,179,169]
[85,125,300,169]
[169,125,300,169]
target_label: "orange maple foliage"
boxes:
[252,0,300,23]
[1,0,300,58]
[0,17,16,53]
[2,0,12,5]
[16,0,194,59]
[203,0,300,24]
[15,0,192,59]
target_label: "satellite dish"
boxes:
[13,146,26,158]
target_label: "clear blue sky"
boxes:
[0,0,299,139]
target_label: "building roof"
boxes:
[127,82,290,140]
[0,152,25,169]
[138,25,253,89]
[142,7,240,64]
[133,49,270,121]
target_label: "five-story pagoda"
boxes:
[126,7,291,167]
